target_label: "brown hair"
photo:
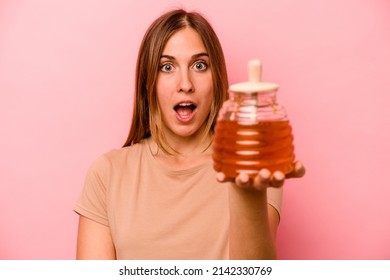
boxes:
[123,9,228,153]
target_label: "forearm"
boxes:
[228,185,277,260]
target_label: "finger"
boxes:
[253,169,271,190]
[216,172,228,182]
[286,161,306,178]
[216,172,237,183]
[294,161,306,177]
[270,171,285,188]
[235,173,251,189]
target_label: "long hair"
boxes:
[123,9,228,153]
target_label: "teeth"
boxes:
[179,102,192,106]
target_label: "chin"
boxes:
[173,127,201,138]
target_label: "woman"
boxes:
[74,8,304,260]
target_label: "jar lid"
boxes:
[229,59,279,93]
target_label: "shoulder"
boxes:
[89,141,146,174]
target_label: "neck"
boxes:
[147,134,213,170]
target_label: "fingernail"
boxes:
[240,173,249,183]
[216,172,225,182]
[260,169,271,178]
[274,171,285,181]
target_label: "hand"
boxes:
[216,161,305,191]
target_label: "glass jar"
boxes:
[213,60,295,179]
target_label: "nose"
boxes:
[177,69,194,93]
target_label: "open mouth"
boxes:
[174,102,197,120]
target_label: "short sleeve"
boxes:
[266,187,283,220]
[74,155,111,226]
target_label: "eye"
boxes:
[193,61,208,71]
[160,63,174,72]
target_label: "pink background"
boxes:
[1,0,389,259]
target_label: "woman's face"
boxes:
[156,27,213,141]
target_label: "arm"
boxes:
[228,185,279,259]
[220,162,305,259]
[76,215,116,260]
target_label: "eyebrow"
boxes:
[160,52,209,60]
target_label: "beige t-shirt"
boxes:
[74,139,283,259]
